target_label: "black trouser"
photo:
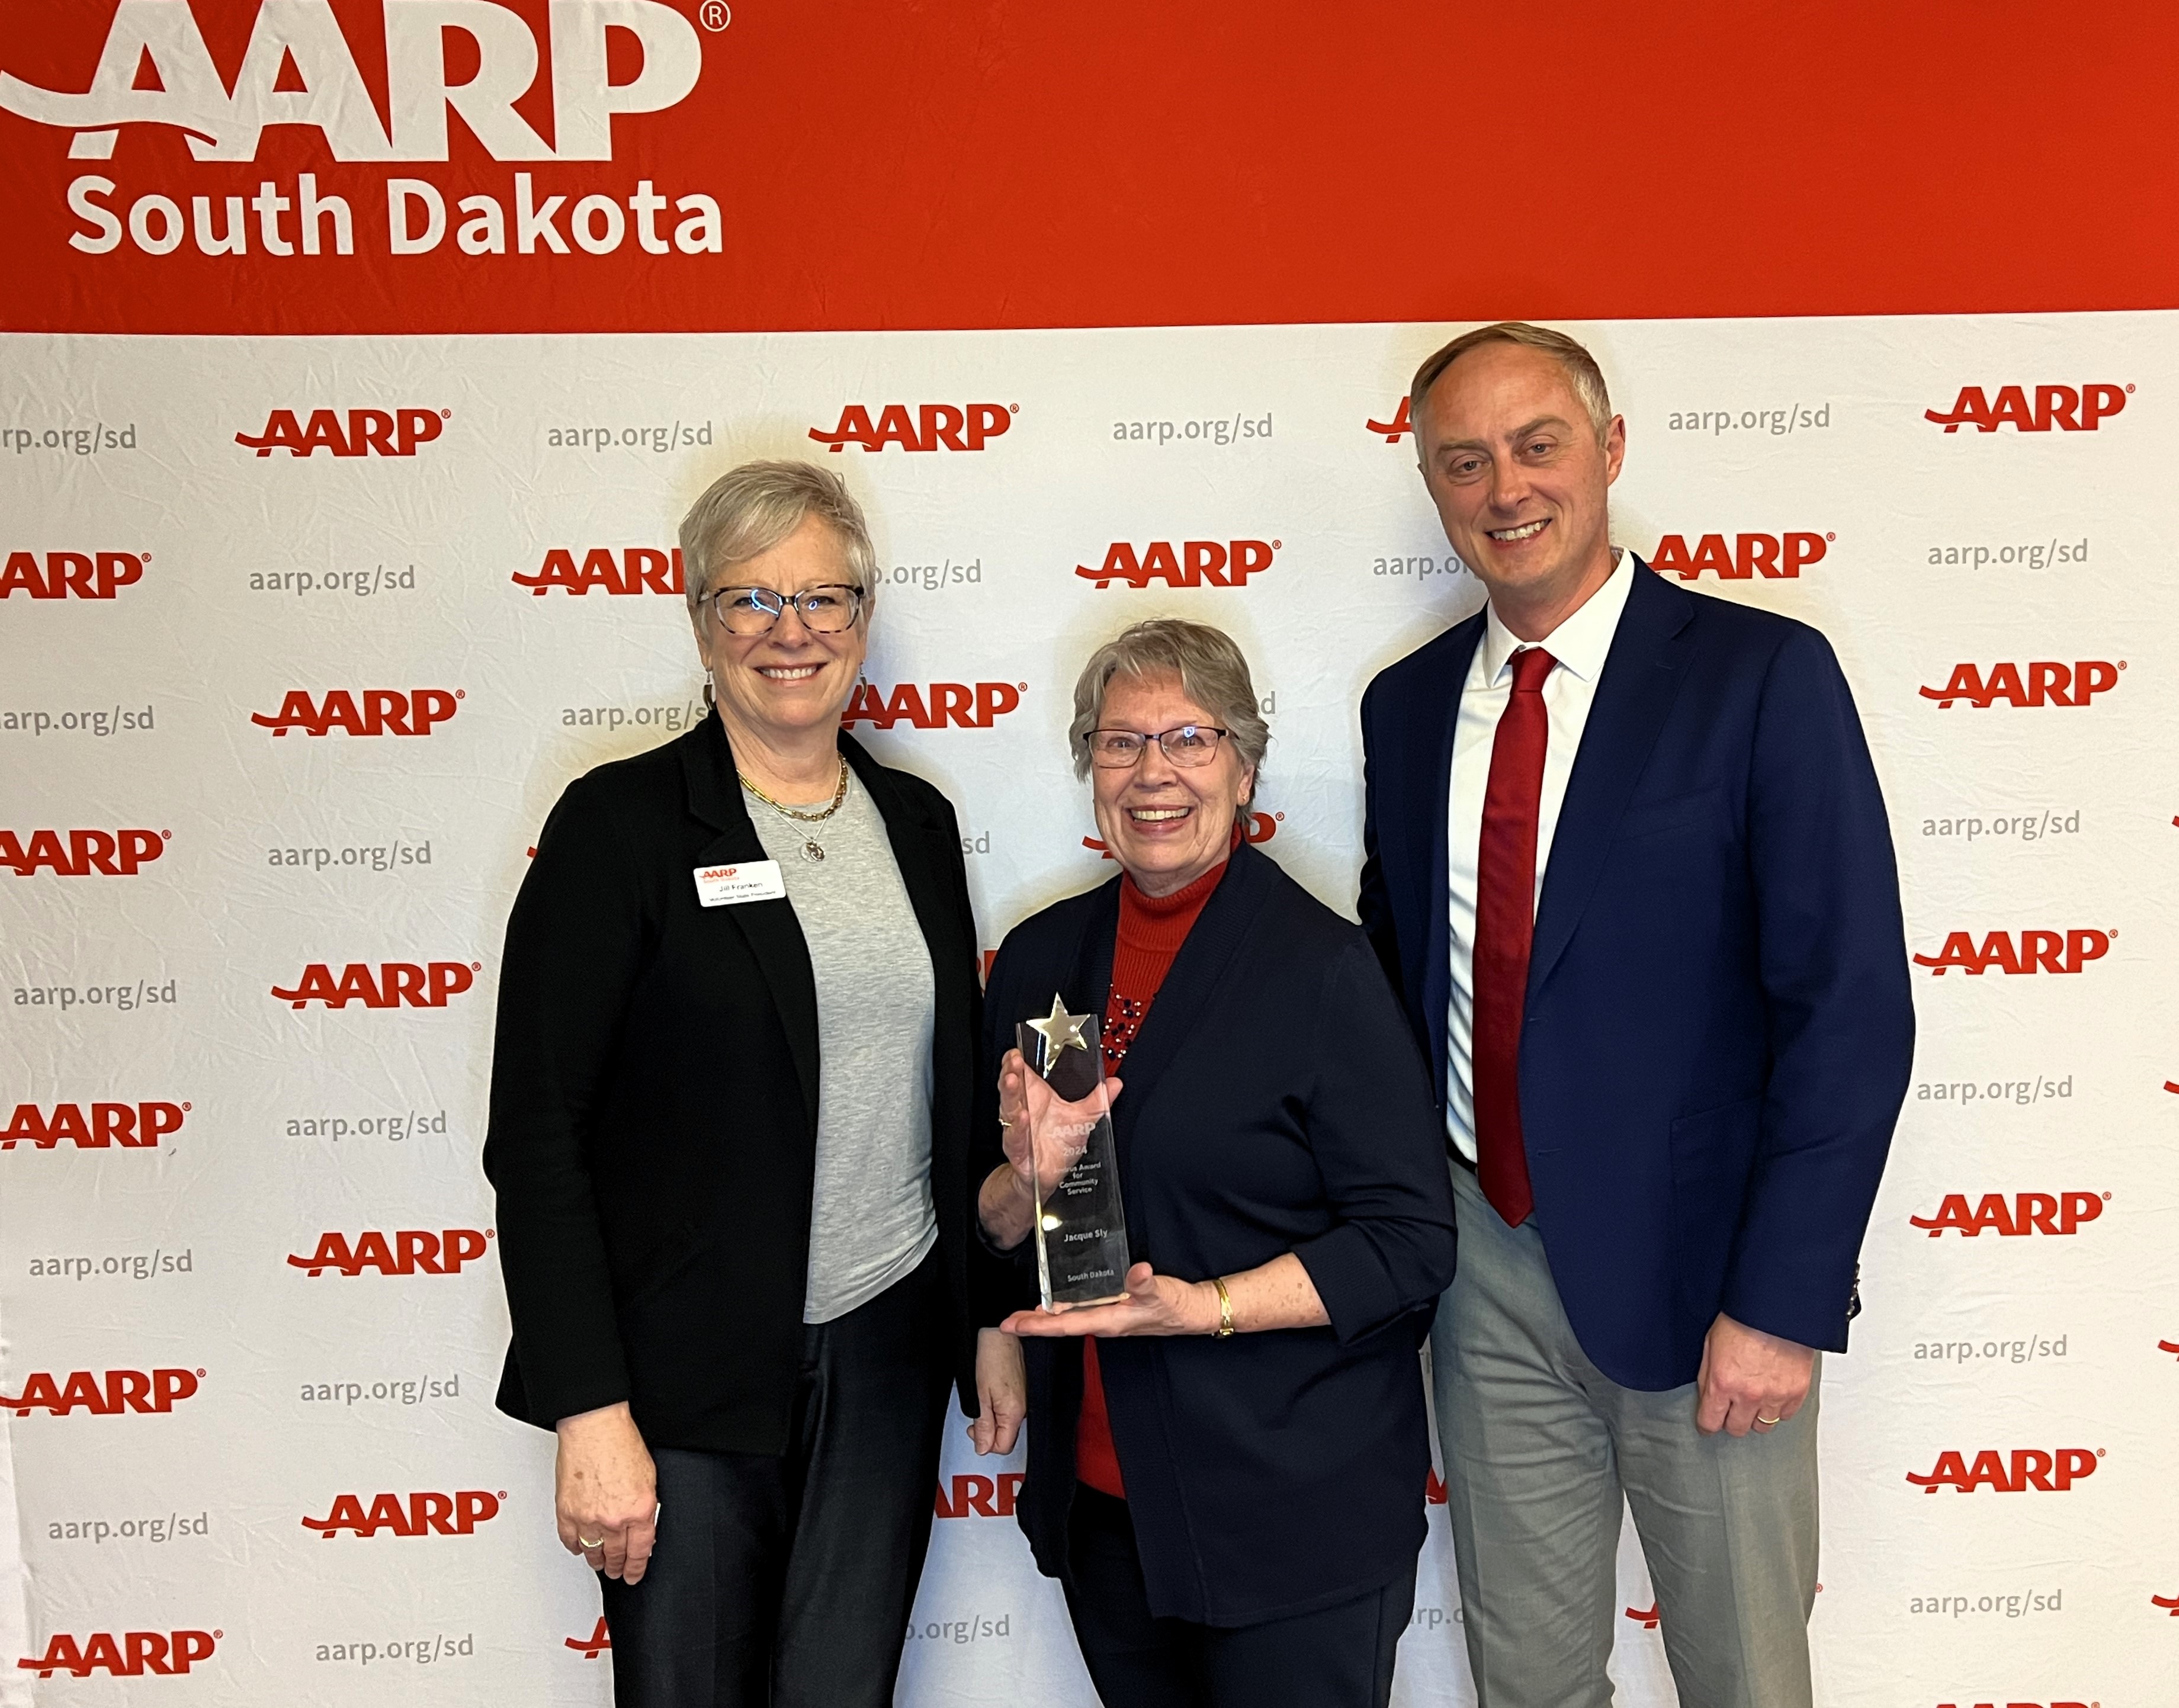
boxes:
[599,1251,951,1708]
[1061,1485,1415,1708]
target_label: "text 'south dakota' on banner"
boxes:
[0,0,726,330]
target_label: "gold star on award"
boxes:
[1025,994,1092,1060]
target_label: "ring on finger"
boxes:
[1754,1415,1782,1428]
[579,1535,605,1548]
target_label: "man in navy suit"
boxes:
[1358,323,1913,1708]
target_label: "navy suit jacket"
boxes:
[971,839,1455,1626]
[1358,561,1914,1391]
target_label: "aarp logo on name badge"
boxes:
[694,861,785,908]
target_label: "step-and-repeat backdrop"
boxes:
[5,315,2177,1708]
[3,5,2177,1707]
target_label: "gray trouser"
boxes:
[1431,1163,1819,1708]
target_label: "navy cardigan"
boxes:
[970,839,1456,1627]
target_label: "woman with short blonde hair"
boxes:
[487,460,983,1707]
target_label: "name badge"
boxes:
[693,860,787,908]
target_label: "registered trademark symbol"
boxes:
[499,1489,509,1498]
[1009,403,1019,413]
[2103,1191,2113,1200]
[2118,660,2128,669]
[1275,812,1285,821]
[182,1101,192,1110]
[440,409,452,419]
[2126,384,2135,392]
[162,829,171,838]
[455,688,466,698]
[2097,1447,2106,1456]
[486,1228,496,1237]
[142,551,152,562]
[1273,540,1282,550]
[214,1630,223,1640]
[1017,682,1027,691]
[1826,532,1835,541]
[471,961,482,971]
[196,1367,206,1377]
[699,0,730,28]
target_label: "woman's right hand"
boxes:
[967,1328,1027,1456]
[999,1047,1121,1201]
[555,1401,658,1584]
[980,1050,1123,1250]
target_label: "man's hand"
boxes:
[1695,1312,1815,1437]
[968,1328,1026,1456]
[555,1401,659,1582]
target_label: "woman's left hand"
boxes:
[1001,1262,1220,1338]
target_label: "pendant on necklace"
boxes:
[803,840,826,862]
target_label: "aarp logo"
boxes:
[810,404,1015,452]
[1910,1191,2107,1237]
[1913,929,2110,977]
[514,546,685,596]
[272,960,479,1009]
[1920,660,2121,707]
[1,828,166,876]
[1077,539,1279,589]
[17,1629,217,1680]
[1365,399,1413,442]
[0,0,704,162]
[4,1099,186,1150]
[236,408,446,458]
[1926,384,2130,432]
[1648,532,1829,580]
[287,1228,492,1276]
[3,1366,202,1416]
[1907,1448,2101,1492]
[841,680,1023,730]
[302,1489,502,1537]
[1,548,145,599]
[252,688,461,736]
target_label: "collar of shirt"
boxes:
[1475,548,1635,688]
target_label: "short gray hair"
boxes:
[678,460,879,621]
[1410,320,1613,446]
[1068,619,1269,815]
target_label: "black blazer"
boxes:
[484,714,982,1453]
[971,839,1456,1627]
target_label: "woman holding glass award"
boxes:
[968,619,1456,1707]
[484,461,983,1708]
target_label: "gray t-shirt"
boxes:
[745,771,938,1323]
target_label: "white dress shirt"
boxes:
[1445,552,1636,1161]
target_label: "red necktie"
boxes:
[1472,646,1556,1226]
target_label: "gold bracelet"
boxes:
[1212,1276,1234,1338]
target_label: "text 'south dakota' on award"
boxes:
[1019,996,1131,1309]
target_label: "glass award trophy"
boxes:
[1018,996,1130,1309]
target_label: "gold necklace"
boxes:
[739,755,849,862]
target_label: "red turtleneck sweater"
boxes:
[1074,834,1237,1501]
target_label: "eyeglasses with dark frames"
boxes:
[1083,724,1232,768]
[704,583,864,635]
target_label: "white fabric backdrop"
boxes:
[3,313,2174,1706]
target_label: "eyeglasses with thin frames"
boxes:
[1083,725,1232,768]
[704,584,864,636]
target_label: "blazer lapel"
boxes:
[1527,563,1697,998]
[1420,614,1484,1110]
[681,715,821,1138]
